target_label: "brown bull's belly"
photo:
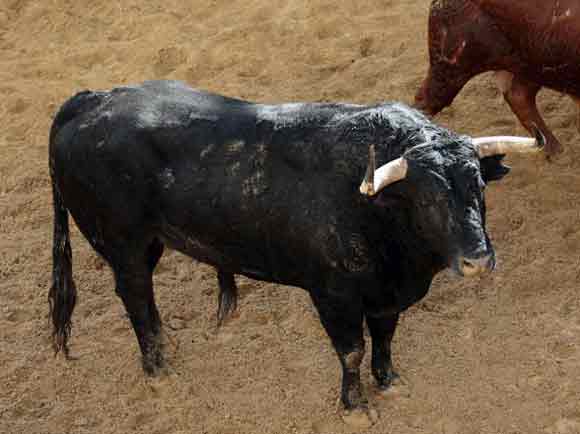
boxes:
[522,65,580,97]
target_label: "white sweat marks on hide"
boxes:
[256,103,307,121]
[242,169,267,197]
[256,103,315,130]
[200,143,216,160]
[158,168,175,190]
[80,110,112,130]
[226,161,241,177]
[226,139,245,154]
[188,110,219,123]
[325,104,368,126]
[241,143,269,198]
[255,143,268,157]
[418,126,440,144]
[387,103,430,126]
[136,108,162,127]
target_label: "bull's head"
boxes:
[360,128,544,277]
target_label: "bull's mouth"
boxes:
[453,254,495,277]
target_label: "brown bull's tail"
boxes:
[48,181,77,358]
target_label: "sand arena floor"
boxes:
[1,1,579,433]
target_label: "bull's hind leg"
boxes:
[113,240,165,375]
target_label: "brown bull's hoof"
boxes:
[545,143,564,160]
[341,407,378,429]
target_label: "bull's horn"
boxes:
[473,126,545,157]
[360,145,408,196]
[359,145,376,195]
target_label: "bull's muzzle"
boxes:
[458,254,495,277]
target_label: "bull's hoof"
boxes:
[144,362,172,377]
[142,361,167,376]
[341,407,378,429]
[544,142,564,160]
[142,349,166,376]
[376,374,411,399]
[374,369,400,389]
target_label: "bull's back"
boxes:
[49,82,249,235]
[477,0,580,94]
[50,81,367,285]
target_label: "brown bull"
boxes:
[415,0,580,156]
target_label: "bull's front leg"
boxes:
[494,71,563,157]
[365,313,400,390]
[309,290,377,428]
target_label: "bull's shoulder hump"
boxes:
[254,101,367,128]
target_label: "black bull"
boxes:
[48,80,540,423]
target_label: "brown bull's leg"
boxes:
[415,64,475,116]
[571,95,580,134]
[309,290,376,428]
[495,72,563,157]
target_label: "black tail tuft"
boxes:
[47,89,105,357]
[48,182,77,358]
[216,271,238,327]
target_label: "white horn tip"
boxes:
[474,136,542,158]
[359,181,375,196]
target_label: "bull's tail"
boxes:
[47,89,108,356]
[216,271,238,326]
[48,181,77,358]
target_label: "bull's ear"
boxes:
[480,154,510,182]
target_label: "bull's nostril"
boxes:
[462,259,474,269]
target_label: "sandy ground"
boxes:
[1,1,580,433]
